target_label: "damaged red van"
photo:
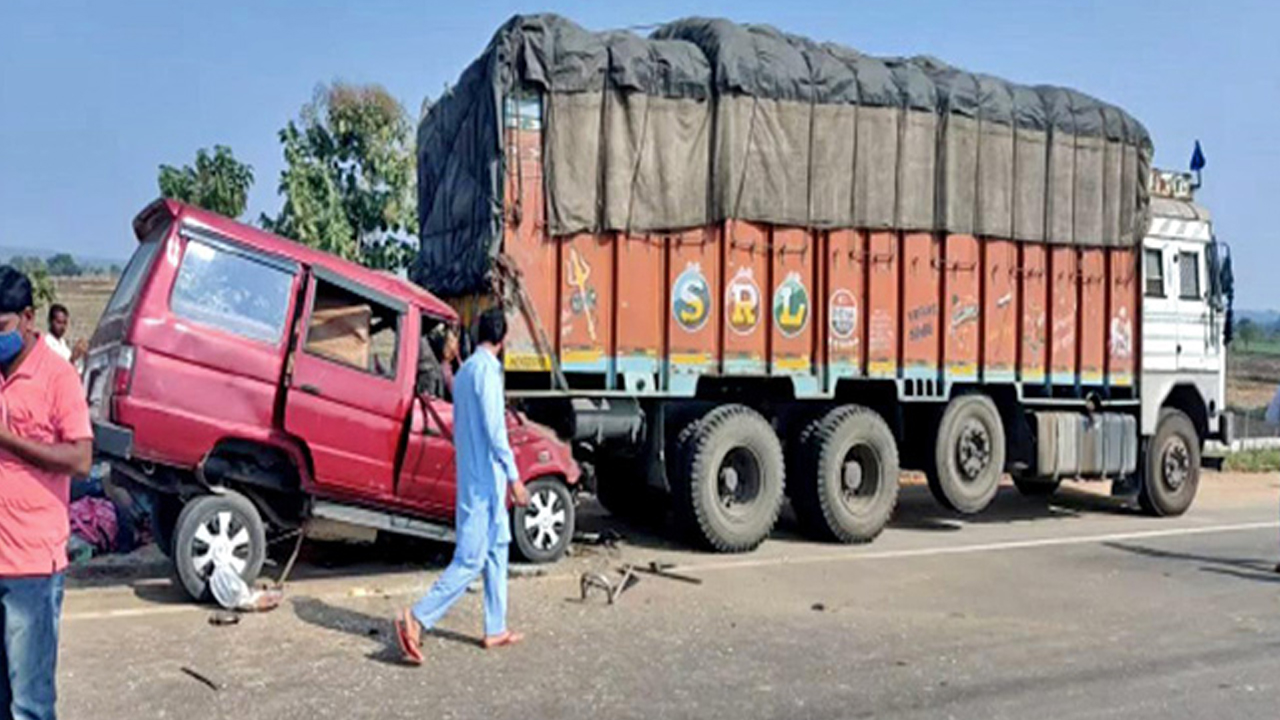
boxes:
[86,199,580,600]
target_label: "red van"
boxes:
[86,200,580,600]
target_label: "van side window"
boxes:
[304,279,401,379]
[1178,251,1201,300]
[1143,248,1164,298]
[171,238,294,344]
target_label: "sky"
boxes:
[1,0,1276,308]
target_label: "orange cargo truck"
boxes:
[414,16,1232,552]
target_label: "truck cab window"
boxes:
[1143,248,1165,298]
[1177,251,1201,300]
[304,279,401,378]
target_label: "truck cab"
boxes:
[87,200,580,601]
[1140,169,1231,446]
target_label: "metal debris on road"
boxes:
[579,566,640,605]
[633,561,702,585]
[208,611,240,626]
[180,666,224,692]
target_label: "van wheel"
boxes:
[927,395,1006,514]
[1139,409,1200,517]
[513,478,575,563]
[672,405,785,553]
[792,406,900,543]
[173,491,267,602]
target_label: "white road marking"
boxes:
[62,520,1278,622]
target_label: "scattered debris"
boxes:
[180,666,223,692]
[210,563,284,612]
[634,561,702,585]
[509,564,547,579]
[579,566,640,604]
[574,528,624,548]
[811,603,826,612]
[208,611,240,627]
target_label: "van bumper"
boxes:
[93,420,134,460]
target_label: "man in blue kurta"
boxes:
[397,308,529,664]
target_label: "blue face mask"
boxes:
[0,329,24,365]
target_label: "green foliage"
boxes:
[1223,448,1280,473]
[261,82,417,271]
[46,252,81,277]
[158,145,255,218]
[7,256,55,306]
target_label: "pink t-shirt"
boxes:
[0,336,93,576]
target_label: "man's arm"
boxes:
[480,361,521,484]
[0,432,92,476]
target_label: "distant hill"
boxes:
[1237,309,1280,328]
[0,245,128,272]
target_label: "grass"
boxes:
[1223,448,1280,473]
[1235,340,1280,357]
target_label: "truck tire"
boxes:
[927,395,1006,514]
[672,405,785,552]
[173,491,266,602]
[1138,409,1200,517]
[513,477,575,563]
[791,406,900,543]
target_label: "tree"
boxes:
[8,256,55,306]
[158,145,255,218]
[46,253,82,277]
[261,82,417,271]
[1236,318,1260,349]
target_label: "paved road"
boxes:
[59,471,1280,720]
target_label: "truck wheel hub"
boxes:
[956,421,991,481]
[1162,438,1190,491]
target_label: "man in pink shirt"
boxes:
[0,266,92,720]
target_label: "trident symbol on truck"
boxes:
[567,247,597,341]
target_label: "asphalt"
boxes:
[57,471,1280,720]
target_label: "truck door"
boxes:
[1173,246,1215,373]
[285,269,412,502]
[1141,242,1177,373]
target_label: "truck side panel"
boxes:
[616,234,666,393]
[901,233,940,381]
[982,240,1018,382]
[1107,248,1137,388]
[866,231,900,379]
[722,221,770,376]
[668,227,721,394]
[771,227,818,394]
[1079,248,1107,385]
[944,234,981,382]
[1020,244,1048,384]
[825,229,866,384]
[1049,246,1079,385]
[559,233,614,377]
[502,118,557,372]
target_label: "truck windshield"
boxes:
[104,221,169,317]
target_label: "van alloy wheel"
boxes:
[512,477,576,564]
[522,485,567,552]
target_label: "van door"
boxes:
[285,269,413,502]
[397,394,457,515]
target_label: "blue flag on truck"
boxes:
[1190,140,1206,172]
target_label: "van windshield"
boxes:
[104,221,169,317]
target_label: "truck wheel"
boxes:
[513,477,575,563]
[1139,409,1200,517]
[792,406,900,543]
[927,395,1006,514]
[673,405,785,552]
[173,491,266,602]
[1013,477,1061,498]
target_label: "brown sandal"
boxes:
[395,610,424,665]
[482,630,525,649]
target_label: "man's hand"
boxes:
[0,427,93,477]
[510,479,531,507]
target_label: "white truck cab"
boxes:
[1139,169,1232,476]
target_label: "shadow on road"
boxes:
[1104,541,1280,583]
[292,596,481,665]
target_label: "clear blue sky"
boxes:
[1,0,1275,308]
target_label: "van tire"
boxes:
[926,395,1006,514]
[1139,409,1200,517]
[791,406,900,543]
[173,491,267,602]
[672,405,785,553]
[512,477,575,564]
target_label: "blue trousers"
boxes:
[0,574,63,720]
[411,510,509,638]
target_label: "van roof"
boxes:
[134,199,458,322]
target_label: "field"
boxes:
[47,276,118,343]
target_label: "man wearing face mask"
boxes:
[0,266,93,720]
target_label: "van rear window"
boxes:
[170,238,295,344]
[104,222,168,316]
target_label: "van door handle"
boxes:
[300,384,323,396]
